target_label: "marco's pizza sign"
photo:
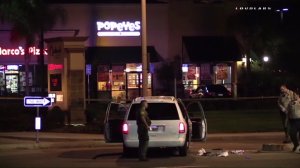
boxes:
[0,46,48,56]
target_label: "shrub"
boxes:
[44,106,65,129]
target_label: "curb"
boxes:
[0,135,103,142]
[0,140,121,150]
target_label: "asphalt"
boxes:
[0,131,294,152]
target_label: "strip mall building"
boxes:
[0,1,243,101]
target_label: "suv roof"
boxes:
[133,96,177,103]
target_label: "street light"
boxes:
[276,8,288,22]
[263,56,269,63]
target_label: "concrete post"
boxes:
[45,37,88,125]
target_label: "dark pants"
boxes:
[280,111,289,139]
[289,119,300,150]
[137,126,149,160]
[138,140,149,160]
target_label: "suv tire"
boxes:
[122,144,135,157]
[178,140,189,156]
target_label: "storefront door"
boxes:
[126,72,141,100]
[5,74,19,94]
[126,72,152,100]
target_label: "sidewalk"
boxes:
[0,132,107,150]
[0,131,294,152]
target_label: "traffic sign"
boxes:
[24,96,52,107]
[86,64,91,75]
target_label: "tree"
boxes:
[156,55,183,97]
[0,0,66,95]
[227,0,300,74]
[227,0,300,96]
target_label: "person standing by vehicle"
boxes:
[287,91,300,153]
[136,100,151,161]
[278,84,293,143]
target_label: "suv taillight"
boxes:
[179,122,185,133]
[123,123,129,134]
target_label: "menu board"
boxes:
[50,74,62,91]
[216,64,228,80]
[187,65,196,80]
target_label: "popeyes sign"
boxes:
[0,46,48,56]
[96,21,141,36]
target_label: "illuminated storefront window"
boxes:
[0,64,35,96]
[97,65,111,91]
[213,63,232,91]
[97,65,126,100]
[3,65,20,94]
[0,65,5,95]
[182,63,233,95]
[111,65,126,100]
[96,63,152,100]
[126,63,151,100]
[182,64,200,91]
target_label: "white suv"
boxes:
[122,96,192,156]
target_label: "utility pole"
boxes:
[141,0,148,97]
[39,29,46,96]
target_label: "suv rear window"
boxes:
[207,85,228,92]
[108,103,126,120]
[128,103,179,120]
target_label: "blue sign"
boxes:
[24,97,52,107]
[86,64,92,75]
